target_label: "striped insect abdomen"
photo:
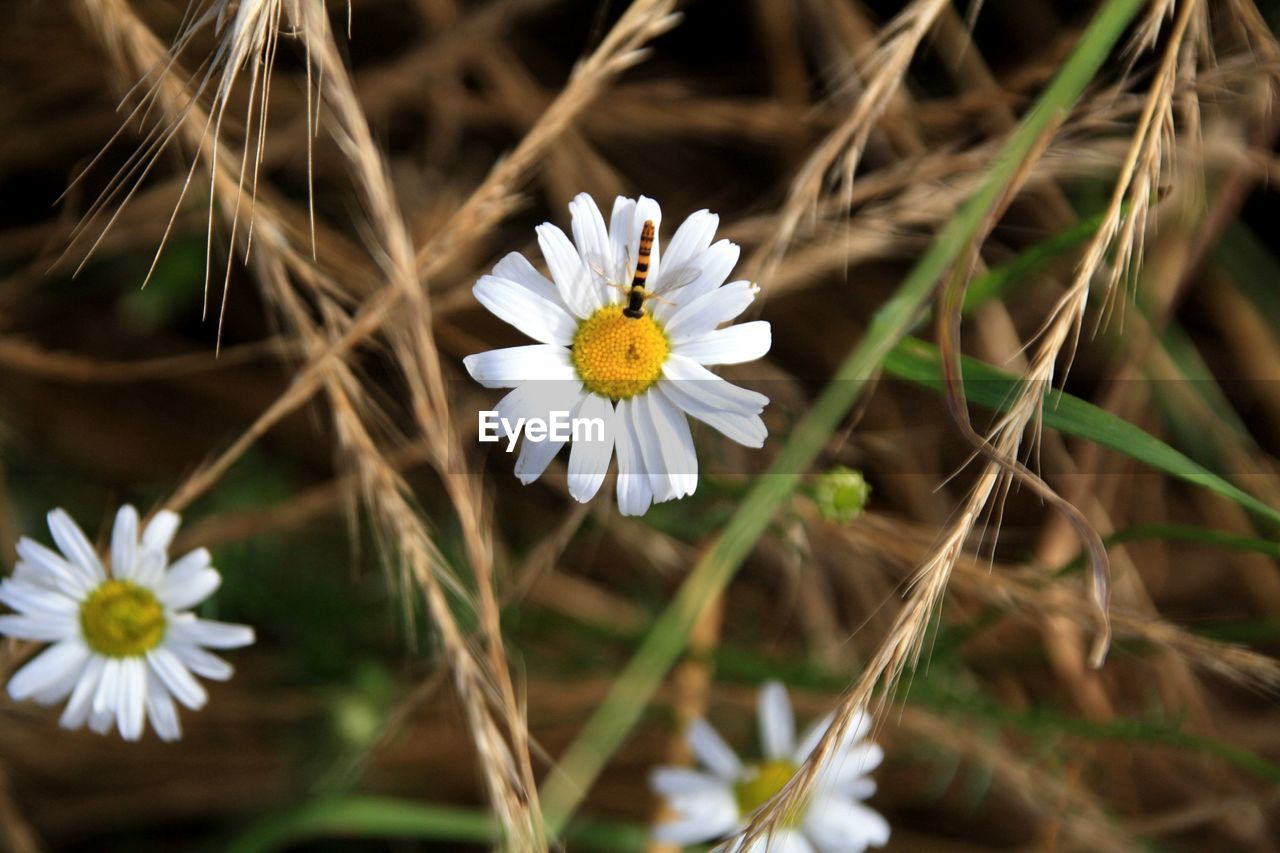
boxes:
[623,219,655,319]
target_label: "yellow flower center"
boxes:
[79,580,166,657]
[570,305,669,400]
[734,760,805,825]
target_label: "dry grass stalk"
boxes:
[1074,0,1201,331]
[758,0,949,275]
[289,4,546,843]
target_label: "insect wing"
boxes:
[652,265,701,301]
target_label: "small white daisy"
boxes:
[463,193,771,516]
[651,682,890,852]
[0,505,255,741]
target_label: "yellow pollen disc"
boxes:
[571,305,669,400]
[734,760,805,825]
[80,580,166,657]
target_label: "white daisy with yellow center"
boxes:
[0,506,254,741]
[651,682,890,852]
[463,193,771,515]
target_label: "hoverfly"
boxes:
[587,219,701,320]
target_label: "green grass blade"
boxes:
[884,337,1280,527]
[538,0,1147,836]
[226,796,648,853]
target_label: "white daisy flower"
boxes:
[0,505,255,742]
[463,193,771,516]
[651,682,890,852]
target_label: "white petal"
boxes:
[494,382,585,485]
[635,390,698,502]
[567,394,616,502]
[0,613,77,642]
[31,647,90,706]
[145,668,182,741]
[0,578,79,615]
[493,251,562,306]
[157,548,215,609]
[46,509,105,581]
[146,647,207,710]
[802,798,891,850]
[514,434,567,485]
[171,643,234,680]
[7,640,89,701]
[660,378,768,449]
[496,380,584,426]
[665,280,759,343]
[536,223,596,319]
[608,196,636,283]
[674,321,772,366]
[650,766,727,797]
[110,505,139,581]
[14,538,95,595]
[614,399,653,516]
[158,567,221,611]
[652,239,740,323]
[132,549,168,589]
[569,193,613,311]
[655,209,717,297]
[759,681,796,760]
[141,510,182,556]
[839,778,877,801]
[117,658,147,740]
[688,718,744,780]
[652,788,739,845]
[60,655,105,730]
[463,345,576,388]
[663,355,768,414]
[91,657,122,717]
[88,707,114,735]
[629,397,672,502]
[474,274,578,346]
[155,549,218,610]
[11,562,54,588]
[166,547,212,576]
[169,617,255,649]
[626,195,662,286]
